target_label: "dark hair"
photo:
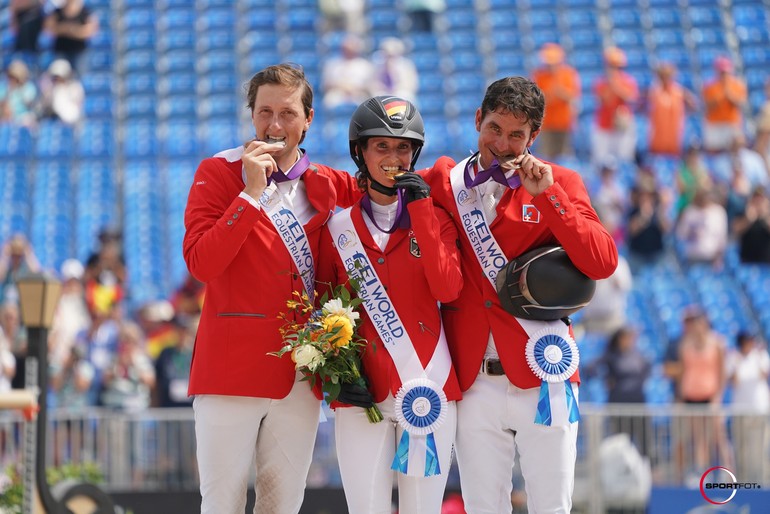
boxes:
[480,76,545,134]
[607,327,635,353]
[245,63,313,117]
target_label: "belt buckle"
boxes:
[480,358,503,376]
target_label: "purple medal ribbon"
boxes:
[268,149,311,184]
[360,191,410,234]
[463,152,522,189]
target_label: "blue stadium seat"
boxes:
[125,72,157,95]
[569,30,603,49]
[611,29,646,48]
[196,50,236,73]
[86,50,112,71]
[650,7,682,28]
[688,6,722,27]
[122,121,158,158]
[742,45,770,67]
[157,8,196,31]
[81,71,113,95]
[442,51,483,73]
[439,32,477,52]
[736,26,770,45]
[158,95,198,120]
[158,30,196,52]
[199,121,240,156]
[124,29,155,50]
[440,9,477,30]
[368,9,401,32]
[159,121,199,157]
[277,8,316,31]
[609,9,642,28]
[197,74,238,96]
[650,29,687,49]
[0,124,33,158]
[124,94,157,119]
[198,95,239,119]
[158,49,196,74]
[196,7,236,31]
[241,31,279,52]
[121,7,155,30]
[123,49,156,73]
[562,9,598,29]
[158,72,196,95]
[733,5,768,27]
[34,121,75,159]
[84,92,113,119]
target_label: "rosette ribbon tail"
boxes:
[392,431,410,474]
[534,381,552,426]
[565,379,580,423]
[424,432,441,476]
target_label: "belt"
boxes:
[480,358,506,376]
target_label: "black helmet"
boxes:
[495,246,596,321]
[349,96,425,169]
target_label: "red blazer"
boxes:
[317,198,464,404]
[183,155,359,398]
[422,156,618,392]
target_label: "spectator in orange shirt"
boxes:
[647,62,698,157]
[702,56,747,153]
[531,42,581,161]
[591,46,640,168]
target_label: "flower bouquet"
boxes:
[271,284,383,423]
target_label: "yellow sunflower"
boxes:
[322,314,354,347]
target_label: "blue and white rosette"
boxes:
[391,378,448,477]
[525,327,580,426]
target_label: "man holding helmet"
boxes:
[423,76,618,513]
[318,95,463,513]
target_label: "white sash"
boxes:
[450,161,580,427]
[328,207,451,476]
[259,184,315,297]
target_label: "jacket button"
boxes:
[559,208,565,214]
[226,220,233,226]
[554,202,560,208]
[377,257,385,264]
[484,300,492,308]
[549,195,556,200]
[237,206,244,212]
[232,213,239,219]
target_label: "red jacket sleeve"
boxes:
[407,198,463,303]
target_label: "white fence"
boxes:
[1,404,768,513]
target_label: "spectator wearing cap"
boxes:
[50,259,91,368]
[591,46,640,168]
[702,56,747,153]
[37,58,85,125]
[0,59,38,127]
[646,62,699,157]
[531,42,581,161]
[371,37,418,103]
[136,300,179,360]
[726,331,770,482]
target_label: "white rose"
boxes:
[292,345,325,372]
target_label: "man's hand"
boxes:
[394,173,431,205]
[241,139,286,199]
[514,153,554,197]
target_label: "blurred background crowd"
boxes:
[1,0,770,508]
